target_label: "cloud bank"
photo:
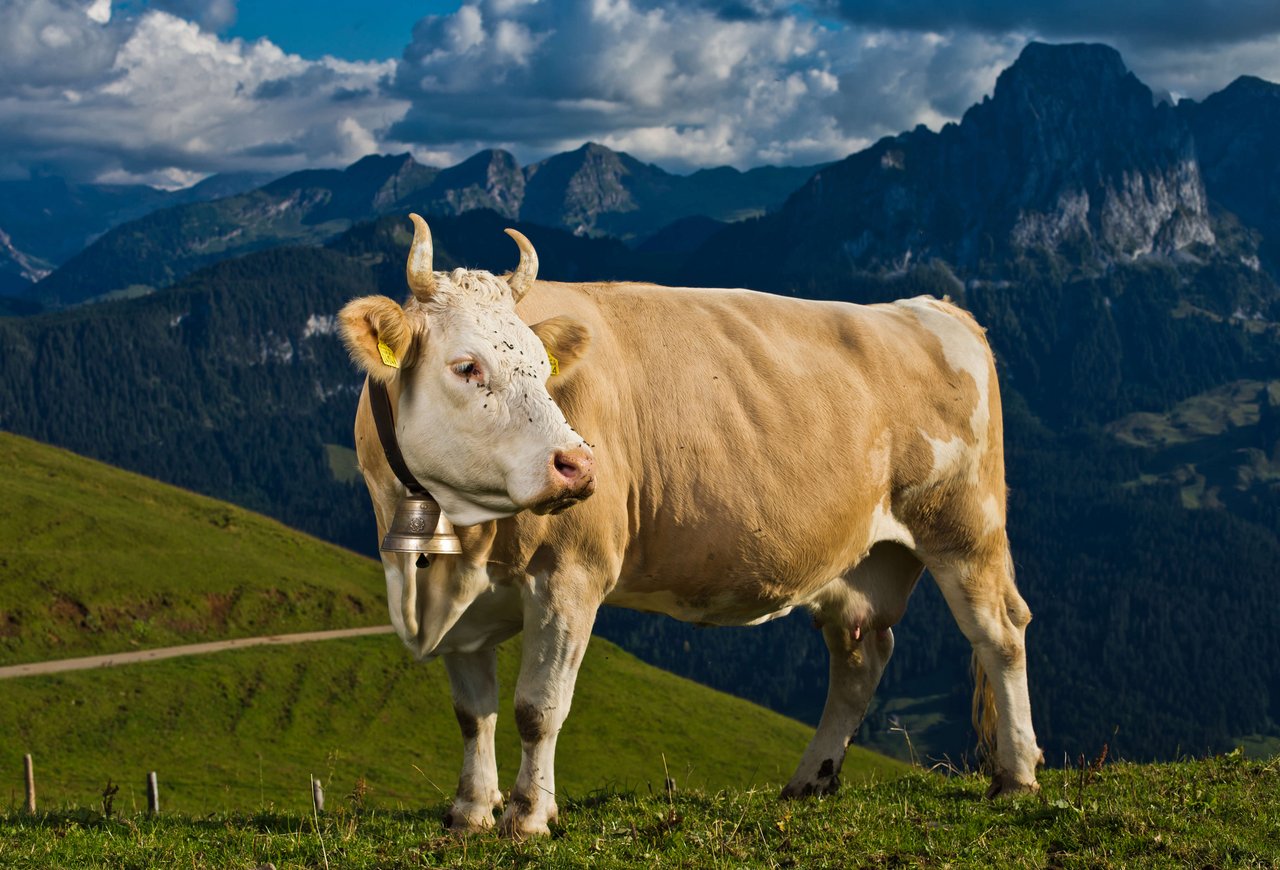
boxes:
[0,0,403,186]
[0,0,1277,186]
[390,0,1027,171]
[823,0,1280,48]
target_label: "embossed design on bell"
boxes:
[381,494,463,555]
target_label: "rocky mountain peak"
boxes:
[409,148,525,220]
[711,41,1220,284]
[1179,73,1280,266]
[990,42,1140,109]
[1212,75,1280,102]
[974,43,1166,162]
[966,42,1214,261]
[522,142,648,233]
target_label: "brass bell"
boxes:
[381,494,463,555]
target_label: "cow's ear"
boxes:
[339,295,417,383]
[530,315,591,376]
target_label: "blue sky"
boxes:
[2,0,1278,187]
[226,1,452,61]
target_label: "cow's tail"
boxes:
[971,652,998,770]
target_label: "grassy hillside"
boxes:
[0,431,387,666]
[1,755,1275,868]
[0,433,904,815]
[0,632,904,816]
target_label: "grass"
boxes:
[1238,734,1280,760]
[0,755,1276,868]
[0,432,904,828]
[1105,378,1277,449]
[1105,379,1280,508]
[0,633,902,817]
[0,431,387,665]
[322,443,361,485]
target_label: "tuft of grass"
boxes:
[1,754,1276,868]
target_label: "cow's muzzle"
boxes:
[529,447,596,515]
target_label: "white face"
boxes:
[395,270,593,526]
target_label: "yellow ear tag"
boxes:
[377,339,400,369]
[545,348,559,376]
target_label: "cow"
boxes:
[338,214,1041,837]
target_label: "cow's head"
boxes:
[340,215,594,527]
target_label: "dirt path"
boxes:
[0,625,396,680]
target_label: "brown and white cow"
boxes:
[339,215,1041,837]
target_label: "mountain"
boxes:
[25,146,819,310]
[0,173,275,298]
[402,148,526,219]
[0,178,169,291]
[1179,75,1280,270]
[522,143,820,240]
[692,43,1223,289]
[28,154,436,309]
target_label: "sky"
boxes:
[2,0,1279,188]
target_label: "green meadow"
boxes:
[0,431,387,666]
[0,433,901,818]
[1,756,1277,868]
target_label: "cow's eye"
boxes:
[451,361,482,381]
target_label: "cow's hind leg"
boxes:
[782,543,922,798]
[928,539,1041,796]
[443,648,503,831]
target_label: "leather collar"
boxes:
[366,378,428,496]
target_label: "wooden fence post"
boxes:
[146,771,159,815]
[23,754,35,814]
[312,776,324,814]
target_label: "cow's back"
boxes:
[513,282,1002,623]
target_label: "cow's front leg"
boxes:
[500,577,596,838]
[443,648,503,831]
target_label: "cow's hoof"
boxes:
[498,798,557,839]
[779,774,840,800]
[443,800,498,833]
[985,772,1040,799]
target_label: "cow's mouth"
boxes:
[529,485,595,516]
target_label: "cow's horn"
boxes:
[406,213,435,301]
[504,228,538,302]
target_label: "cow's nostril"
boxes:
[554,452,580,482]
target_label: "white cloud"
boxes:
[1,0,1278,185]
[0,0,124,93]
[86,0,110,24]
[0,5,408,185]
[1111,34,1280,99]
[387,0,1028,170]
